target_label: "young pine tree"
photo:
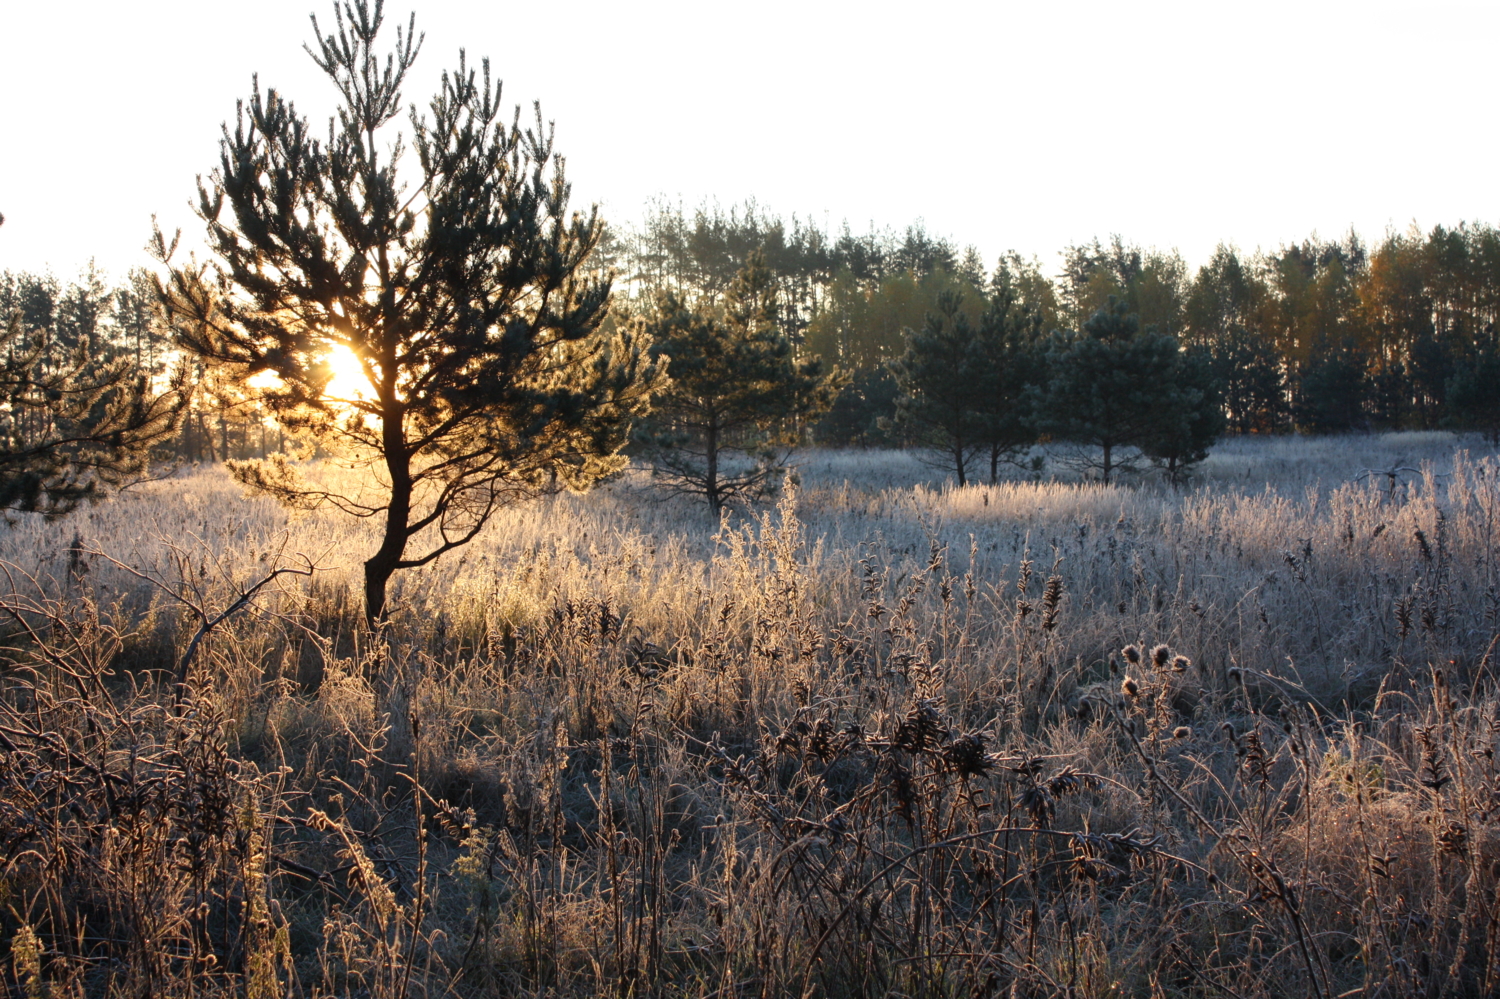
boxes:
[886,291,990,486]
[1035,298,1211,484]
[159,1,661,624]
[974,277,1046,483]
[888,288,1041,486]
[635,250,844,514]
[0,225,187,517]
[1445,342,1500,444]
[1140,345,1224,484]
[0,312,187,516]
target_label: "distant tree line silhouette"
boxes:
[611,206,1500,465]
[7,205,1500,503]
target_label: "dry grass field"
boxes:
[4,432,1500,998]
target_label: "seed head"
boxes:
[1171,655,1191,672]
[1173,726,1192,740]
[1152,645,1171,669]
[1122,677,1141,698]
[1122,645,1142,666]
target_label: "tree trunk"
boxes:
[363,471,412,625]
[1101,442,1113,484]
[365,420,415,768]
[199,413,218,461]
[705,420,721,514]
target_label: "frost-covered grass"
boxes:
[3,432,1499,997]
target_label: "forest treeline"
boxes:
[612,202,1500,451]
[5,202,1500,481]
[0,264,271,465]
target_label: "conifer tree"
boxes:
[974,279,1046,483]
[1035,298,1206,483]
[886,292,992,486]
[888,285,1043,486]
[0,219,187,517]
[1294,338,1368,432]
[1140,345,1224,484]
[635,250,843,513]
[0,311,187,516]
[1445,343,1500,444]
[159,0,661,624]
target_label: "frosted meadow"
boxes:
[3,432,1499,997]
[7,0,1500,991]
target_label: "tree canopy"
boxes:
[635,251,843,513]
[0,220,186,517]
[1035,299,1215,483]
[887,285,1043,486]
[160,0,660,623]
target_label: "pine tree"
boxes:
[1140,345,1224,484]
[886,291,992,486]
[1208,325,1285,434]
[1295,338,1368,432]
[1,299,186,517]
[974,277,1046,483]
[1445,341,1500,444]
[159,0,661,624]
[1035,298,1204,483]
[812,366,901,448]
[635,250,844,513]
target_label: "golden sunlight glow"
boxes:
[241,345,375,403]
[246,368,281,391]
[324,345,375,402]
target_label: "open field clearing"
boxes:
[4,432,1500,997]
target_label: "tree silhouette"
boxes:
[1035,298,1201,484]
[0,312,186,517]
[888,290,1040,486]
[635,251,843,513]
[160,0,660,624]
[0,217,187,517]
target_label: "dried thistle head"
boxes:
[1046,766,1102,797]
[1122,677,1141,699]
[941,732,991,778]
[893,699,948,754]
[1122,645,1142,666]
[1151,644,1171,669]
[1439,823,1468,855]
[1414,528,1433,562]
[1173,726,1192,740]
[1171,655,1190,672]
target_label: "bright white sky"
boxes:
[2,0,1495,284]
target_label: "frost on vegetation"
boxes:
[3,435,1500,996]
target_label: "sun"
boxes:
[324,344,375,401]
[242,344,375,403]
